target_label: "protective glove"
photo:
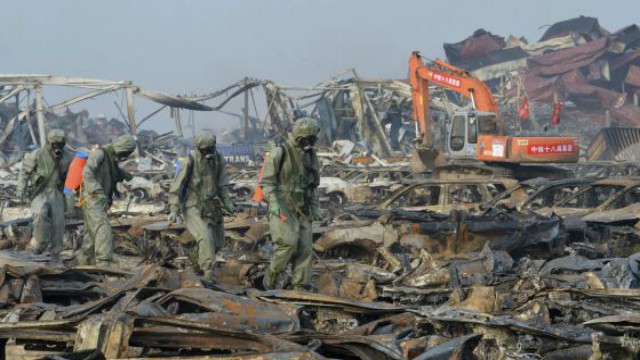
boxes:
[222,199,236,215]
[16,191,25,205]
[311,204,324,222]
[168,211,178,223]
[269,200,282,218]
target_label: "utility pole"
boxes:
[125,83,140,156]
[35,85,47,147]
[243,86,250,142]
[172,107,183,138]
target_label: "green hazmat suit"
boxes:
[77,135,135,265]
[16,129,73,257]
[261,118,322,290]
[168,131,234,278]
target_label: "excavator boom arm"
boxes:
[409,51,503,144]
[409,52,432,146]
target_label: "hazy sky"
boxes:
[2,0,639,136]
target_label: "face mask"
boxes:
[51,142,65,157]
[297,136,317,151]
[199,146,216,160]
[115,151,133,162]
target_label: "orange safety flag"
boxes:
[518,96,530,120]
[252,150,269,202]
[550,101,563,126]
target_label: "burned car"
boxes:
[522,177,596,211]
[316,205,565,262]
[582,202,640,256]
[122,174,171,203]
[537,178,640,245]
[486,177,596,211]
[318,168,411,207]
[372,177,518,213]
[230,170,258,200]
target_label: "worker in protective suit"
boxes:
[261,117,323,291]
[168,131,235,280]
[17,129,74,261]
[77,135,135,266]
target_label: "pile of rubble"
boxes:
[0,160,639,358]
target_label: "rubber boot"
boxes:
[292,284,310,292]
[203,269,214,281]
[263,269,279,290]
[48,255,63,266]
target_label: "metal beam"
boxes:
[35,85,47,147]
[136,105,167,128]
[47,84,125,111]
[125,84,139,155]
[0,75,125,87]
[243,84,250,141]
[0,86,27,105]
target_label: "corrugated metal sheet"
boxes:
[135,87,213,111]
[587,127,640,160]
[444,30,505,63]
[540,16,604,42]
[528,37,610,77]
[454,47,529,72]
[625,65,640,87]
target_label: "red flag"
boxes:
[550,101,563,126]
[518,96,530,120]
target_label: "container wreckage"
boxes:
[0,14,639,360]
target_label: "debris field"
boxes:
[0,14,639,360]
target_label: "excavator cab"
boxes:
[446,110,499,160]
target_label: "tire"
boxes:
[131,188,148,203]
[236,187,252,199]
[328,192,345,208]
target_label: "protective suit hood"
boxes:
[194,131,216,148]
[112,135,137,153]
[47,129,66,144]
[291,117,320,139]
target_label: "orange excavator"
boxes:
[408,51,579,172]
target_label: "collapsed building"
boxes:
[0,76,212,169]
[191,76,421,163]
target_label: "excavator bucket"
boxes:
[410,146,445,173]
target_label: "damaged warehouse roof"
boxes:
[0,75,212,163]
[539,15,607,42]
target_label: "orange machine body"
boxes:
[476,135,579,163]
